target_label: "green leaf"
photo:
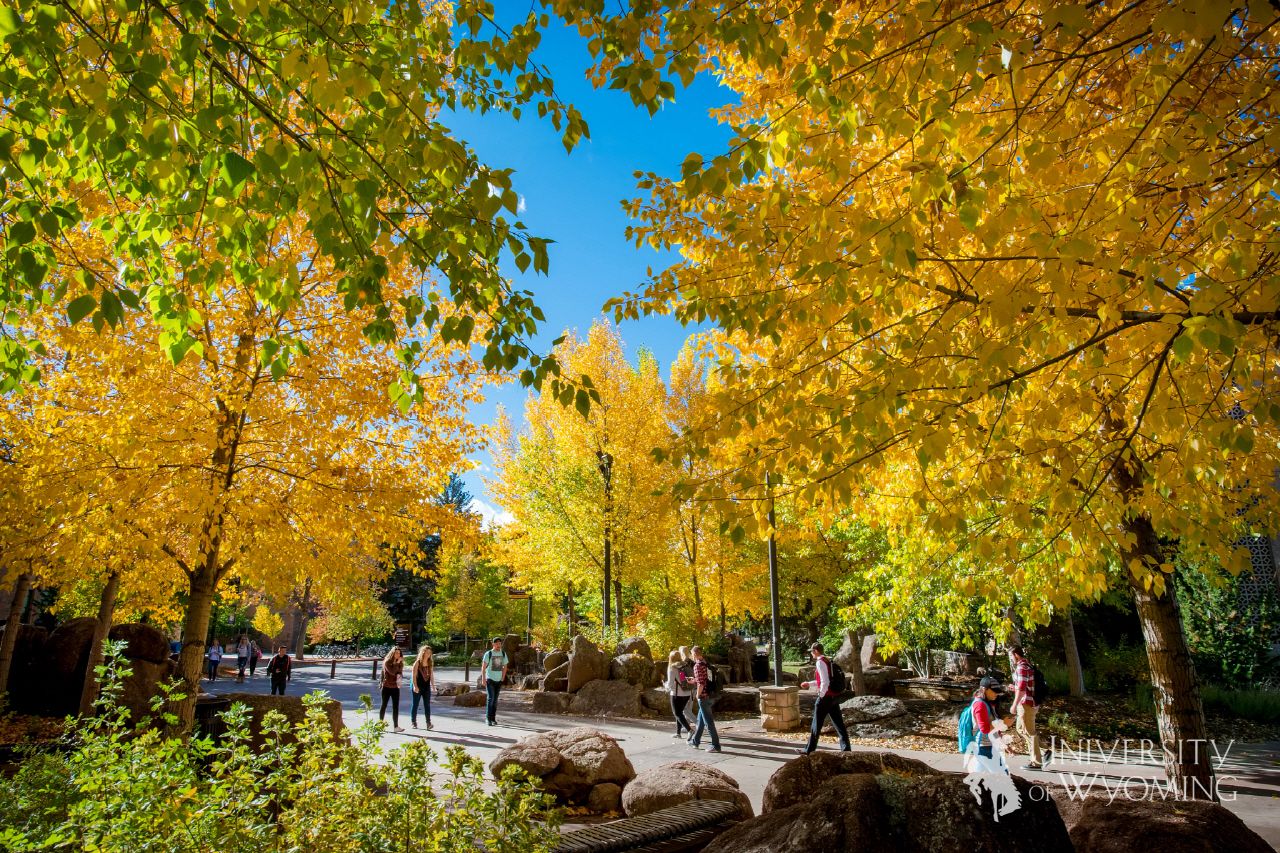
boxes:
[67,294,97,325]
[1171,334,1194,362]
[574,388,591,418]
[220,152,256,188]
[0,7,21,36]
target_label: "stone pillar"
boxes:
[760,685,800,731]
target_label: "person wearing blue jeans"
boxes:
[410,646,434,730]
[688,646,721,753]
[481,636,509,726]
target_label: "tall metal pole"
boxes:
[767,473,783,687]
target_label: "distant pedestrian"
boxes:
[1009,646,1050,769]
[797,642,851,755]
[666,650,693,738]
[267,646,291,695]
[688,646,721,753]
[248,640,261,676]
[236,635,250,683]
[481,636,509,726]
[206,642,223,681]
[380,647,405,731]
[411,646,434,730]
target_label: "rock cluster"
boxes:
[623,761,754,819]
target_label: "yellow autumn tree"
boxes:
[3,216,485,728]
[576,0,1280,796]
[490,321,672,636]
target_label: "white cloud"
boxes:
[472,498,514,529]
[517,195,526,214]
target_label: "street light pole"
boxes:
[767,473,783,687]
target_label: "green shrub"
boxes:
[0,645,561,853]
[1038,661,1072,696]
[1200,684,1280,723]
[1175,562,1280,689]
[1087,638,1150,691]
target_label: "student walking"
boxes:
[235,635,251,683]
[410,646,434,730]
[688,646,721,753]
[248,640,261,676]
[1009,646,1050,769]
[267,647,291,695]
[798,642,851,754]
[666,650,693,738]
[206,642,223,681]
[380,647,405,731]
[481,636,509,726]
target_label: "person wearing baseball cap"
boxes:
[970,676,1013,760]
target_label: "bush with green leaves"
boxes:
[1087,638,1151,691]
[0,642,562,853]
[1175,562,1280,689]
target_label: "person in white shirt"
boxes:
[797,642,851,754]
[666,650,693,738]
[206,642,223,681]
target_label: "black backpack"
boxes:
[704,662,724,695]
[828,660,848,695]
[1031,665,1049,706]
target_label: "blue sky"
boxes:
[444,12,734,522]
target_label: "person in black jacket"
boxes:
[266,647,292,695]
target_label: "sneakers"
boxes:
[795,748,810,756]
[1021,764,1042,771]
[394,726,404,732]
[411,722,418,729]
[427,723,434,730]
[1042,749,1054,766]
[672,733,685,738]
[487,720,496,727]
[687,740,698,747]
[705,747,722,753]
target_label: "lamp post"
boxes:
[767,472,783,687]
[596,450,614,629]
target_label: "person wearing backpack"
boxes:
[959,676,1013,764]
[688,646,722,753]
[797,641,852,755]
[1009,645,1051,769]
[481,636,509,726]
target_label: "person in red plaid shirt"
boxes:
[1009,646,1049,769]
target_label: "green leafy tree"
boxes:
[1176,557,1280,689]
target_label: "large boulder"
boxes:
[862,666,908,696]
[831,632,861,675]
[727,638,757,683]
[798,666,816,684]
[704,774,894,853]
[216,692,345,752]
[623,760,754,819]
[568,678,642,717]
[107,623,172,664]
[642,687,671,713]
[610,653,653,686]
[614,637,652,660]
[710,770,1071,853]
[543,650,569,672]
[532,691,573,715]
[117,657,178,723]
[762,751,937,813]
[2,623,48,715]
[453,690,487,707]
[40,616,100,716]
[1068,796,1273,853]
[518,673,542,689]
[489,740,563,778]
[839,695,907,724]
[489,726,635,803]
[711,687,760,714]
[543,660,570,691]
[502,633,522,659]
[861,634,901,669]
[566,635,608,693]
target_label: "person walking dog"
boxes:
[267,646,291,695]
[481,636,509,726]
[798,642,851,754]
[411,646,434,730]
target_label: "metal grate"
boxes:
[1234,535,1280,640]
[553,799,741,853]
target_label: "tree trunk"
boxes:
[1059,609,1087,697]
[1123,513,1216,800]
[613,577,623,632]
[23,585,40,624]
[567,582,576,638]
[291,580,313,660]
[79,571,121,716]
[175,568,219,733]
[0,572,32,696]
[602,535,612,629]
[845,629,868,696]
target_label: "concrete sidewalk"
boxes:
[212,661,1280,849]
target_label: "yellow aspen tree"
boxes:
[7,218,485,729]
[567,0,1280,797]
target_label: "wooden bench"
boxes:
[553,798,743,853]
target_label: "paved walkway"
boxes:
[212,661,1280,849]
